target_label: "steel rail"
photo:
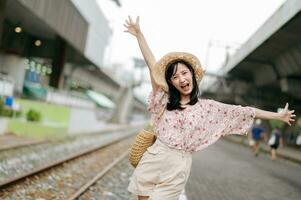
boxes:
[67,151,129,200]
[0,134,132,188]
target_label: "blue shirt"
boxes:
[252,127,264,140]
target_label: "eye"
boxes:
[172,76,178,80]
[182,71,188,75]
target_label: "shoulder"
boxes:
[149,87,168,100]
[197,98,220,106]
[193,98,220,112]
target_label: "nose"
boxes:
[179,75,185,83]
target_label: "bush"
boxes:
[0,108,13,117]
[0,97,4,108]
[15,110,22,117]
[26,109,41,122]
[269,119,284,129]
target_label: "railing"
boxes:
[46,89,95,109]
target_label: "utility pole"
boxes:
[205,39,241,69]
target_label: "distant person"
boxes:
[124,16,296,200]
[250,119,266,156]
[268,128,284,160]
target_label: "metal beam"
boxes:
[222,0,301,74]
[245,58,281,79]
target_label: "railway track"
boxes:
[67,151,130,200]
[0,136,135,200]
[0,127,139,186]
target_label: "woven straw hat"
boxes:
[152,52,205,92]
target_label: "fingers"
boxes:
[126,16,133,25]
[284,102,289,110]
[129,16,133,24]
[126,16,139,25]
[123,24,129,33]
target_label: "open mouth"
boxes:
[180,83,190,91]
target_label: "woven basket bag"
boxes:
[129,127,156,167]
[129,107,165,168]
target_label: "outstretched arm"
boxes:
[124,16,159,92]
[255,103,296,126]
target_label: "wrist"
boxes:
[136,31,143,37]
[275,112,283,121]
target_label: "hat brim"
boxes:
[152,52,204,92]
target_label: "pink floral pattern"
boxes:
[147,87,256,152]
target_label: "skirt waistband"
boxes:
[154,139,192,156]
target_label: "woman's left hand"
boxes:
[279,103,296,126]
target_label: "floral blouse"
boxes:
[148,88,256,153]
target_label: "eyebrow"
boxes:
[172,69,189,77]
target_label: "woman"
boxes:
[124,16,296,200]
[268,128,284,160]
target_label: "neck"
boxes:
[180,95,190,104]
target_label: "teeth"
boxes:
[181,84,189,89]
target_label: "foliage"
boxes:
[269,119,284,130]
[0,108,13,117]
[0,97,4,108]
[26,109,41,122]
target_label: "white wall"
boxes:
[68,107,111,135]
[0,118,8,135]
[0,54,26,93]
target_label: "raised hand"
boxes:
[124,16,141,37]
[279,103,296,126]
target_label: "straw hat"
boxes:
[152,52,205,92]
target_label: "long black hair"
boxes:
[165,60,199,111]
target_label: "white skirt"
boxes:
[128,139,192,200]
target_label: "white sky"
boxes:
[96,0,286,100]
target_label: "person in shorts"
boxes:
[250,119,266,156]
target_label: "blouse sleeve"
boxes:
[210,100,256,136]
[147,87,168,126]
[188,99,256,152]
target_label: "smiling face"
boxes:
[165,60,200,110]
[170,62,193,97]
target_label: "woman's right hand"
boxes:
[124,16,141,37]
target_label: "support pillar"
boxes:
[0,0,7,47]
[49,37,66,88]
[110,87,133,124]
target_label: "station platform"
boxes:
[0,123,140,151]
